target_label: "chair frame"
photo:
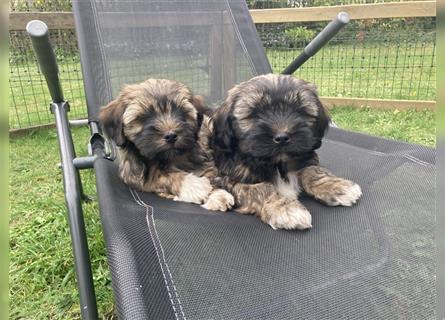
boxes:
[27,10,348,319]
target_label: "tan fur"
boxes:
[297,166,362,206]
[212,74,361,230]
[228,74,324,133]
[260,193,311,230]
[202,189,235,211]
[230,182,276,215]
[221,180,311,230]
[99,78,234,211]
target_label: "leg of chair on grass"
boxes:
[51,102,99,320]
[26,19,99,319]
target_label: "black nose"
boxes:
[164,132,178,143]
[273,133,290,145]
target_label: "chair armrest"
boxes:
[282,12,350,75]
[26,20,64,103]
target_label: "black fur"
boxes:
[131,105,199,162]
[212,74,330,184]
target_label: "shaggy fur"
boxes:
[211,74,362,229]
[99,78,234,211]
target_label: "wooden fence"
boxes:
[9,1,436,111]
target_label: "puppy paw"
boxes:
[201,189,235,211]
[316,180,362,207]
[262,199,312,230]
[174,174,212,204]
[157,192,176,200]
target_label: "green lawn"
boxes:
[9,43,436,129]
[9,127,113,319]
[9,107,435,319]
[268,42,436,101]
[9,60,87,129]
[329,106,436,147]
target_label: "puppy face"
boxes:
[213,74,330,162]
[100,79,203,161]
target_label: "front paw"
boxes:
[201,189,235,211]
[157,192,176,200]
[315,179,362,207]
[173,174,212,204]
[262,198,312,230]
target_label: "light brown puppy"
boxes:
[99,78,234,211]
[211,74,362,229]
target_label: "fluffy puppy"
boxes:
[211,74,362,229]
[99,78,234,211]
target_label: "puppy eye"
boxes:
[143,123,157,132]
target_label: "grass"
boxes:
[268,42,436,100]
[9,107,435,319]
[9,60,87,129]
[9,127,113,319]
[9,40,436,317]
[329,106,436,147]
[9,43,436,129]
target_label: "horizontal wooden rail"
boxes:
[9,1,436,30]
[10,12,74,30]
[250,1,436,23]
[321,97,436,111]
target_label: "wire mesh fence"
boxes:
[8,1,436,130]
[9,29,85,129]
[8,0,408,11]
[258,17,436,100]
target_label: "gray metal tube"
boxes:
[26,20,64,103]
[27,20,98,319]
[70,119,89,127]
[305,12,350,56]
[51,102,98,320]
[282,12,350,75]
[73,156,97,170]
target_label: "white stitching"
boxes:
[144,213,179,320]
[327,139,434,168]
[402,154,433,167]
[149,211,187,320]
[224,0,258,74]
[90,1,113,100]
[129,188,186,320]
[128,189,179,317]
[130,188,185,320]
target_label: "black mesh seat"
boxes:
[95,127,435,319]
[65,1,435,318]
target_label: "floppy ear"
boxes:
[211,105,238,175]
[314,99,330,137]
[99,98,127,146]
[312,98,331,149]
[190,95,213,117]
[298,84,331,149]
[212,102,237,156]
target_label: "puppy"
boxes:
[99,78,234,211]
[211,74,362,229]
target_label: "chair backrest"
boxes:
[72,0,272,121]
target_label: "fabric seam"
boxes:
[91,0,113,100]
[224,0,257,74]
[326,139,434,168]
[129,188,186,320]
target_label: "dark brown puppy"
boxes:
[100,78,234,211]
[212,74,361,229]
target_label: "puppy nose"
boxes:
[164,132,178,143]
[273,133,290,145]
